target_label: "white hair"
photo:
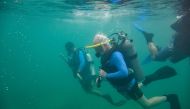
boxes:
[93,33,110,45]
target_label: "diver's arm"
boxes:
[106,51,129,79]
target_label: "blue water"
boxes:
[0,0,190,109]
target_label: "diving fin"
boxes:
[134,23,154,43]
[143,66,177,86]
[166,94,181,109]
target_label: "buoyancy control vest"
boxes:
[100,47,135,88]
[106,33,145,82]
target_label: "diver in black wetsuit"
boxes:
[92,33,181,109]
[134,9,190,63]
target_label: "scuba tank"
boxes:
[86,52,96,76]
[109,31,145,82]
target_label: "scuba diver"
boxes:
[86,31,177,86]
[60,41,126,106]
[134,9,190,64]
[88,31,145,82]
[89,33,180,109]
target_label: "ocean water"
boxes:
[0,0,190,109]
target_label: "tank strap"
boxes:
[126,53,138,61]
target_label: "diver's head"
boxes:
[65,41,75,55]
[93,33,111,57]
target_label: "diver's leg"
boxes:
[153,35,175,62]
[134,23,154,43]
[137,95,167,109]
[123,82,166,108]
[137,28,158,58]
[134,23,158,59]
[153,46,173,61]
[126,81,180,109]
[137,94,181,109]
[170,51,188,63]
[148,42,158,59]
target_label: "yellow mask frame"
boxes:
[85,39,112,49]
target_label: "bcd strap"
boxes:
[126,53,138,61]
